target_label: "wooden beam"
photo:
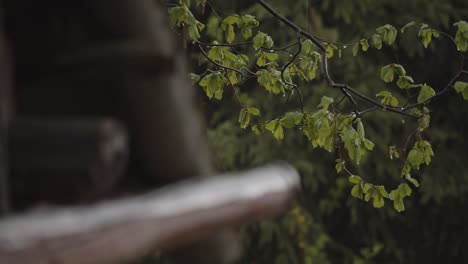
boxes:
[0,163,299,264]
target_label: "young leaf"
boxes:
[371,34,383,50]
[324,43,337,58]
[356,119,365,139]
[376,24,398,45]
[280,112,303,128]
[247,107,261,116]
[238,108,250,129]
[454,81,468,100]
[454,21,468,52]
[199,72,226,100]
[392,64,406,76]
[405,174,420,187]
[417,84,435,103]
[351,184,364,200]
[317,96,334,110]
[360,39,370,51]
[397,75,415,89]
[418,24,440,48]
[265,119,284,140]
[352,43,360,56]
[253,31,267,50]
[335,159,343,173]
[375,185,388,197]
[349,175,362,184]
[372,193,385,208]
[376,91,399,106]
[380,65,394,83]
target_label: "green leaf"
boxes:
[280,112,303,128]
[302,39,314,55]
[273,125,284,140]
[352,43,359,56]
[264,119,277,131]
[418,24,440,48]
[388,183,412,212]
[238,108,250,129]
[299,54,320,80]
[400,183,412,196]
[207,46,224,62]
[372,193,385,208]
[253,31,267,50]
[220,16,237,42]
[405,174,420,187]
[228,71,238,85]
[407,149,424,169]
[252,31,274,50]
[221,15,239,29]
[265,119,284,140]
[335,159,343,173]
[393,199,405,212]
[317,96,334,110]
[264,35,274,49]
[257,69,283,94]
[199,72,226,100]
[417,84,435,103]
[349,175,362,184]
[454,81,468,100]
[380,65,394,83]
[392,64,406,76]
[376,24,398,45]
[187,24,201,41]
[454,21,468,52]
[363,139,375,151]
[324,43,337,58]
[375,185,388,197]
[351,184,364,200]
[417,140,434,165]
[376,91,399,106]
[247,107,261,116]
[168,7,186,26]
[241,28,252,39]
[363,183,372,193]
[237,15,259,39]
[371,34,383,50]
[360,39,370,51]
[356,119,365,139]
[397,75,415,89]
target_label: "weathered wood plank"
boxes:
[0,163,299,264]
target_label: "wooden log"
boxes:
[0,163,299,264]
[9,118,128,207]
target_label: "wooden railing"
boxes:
[0,163,299,264]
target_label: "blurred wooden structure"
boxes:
[0,0,299,263]
[0,164,299,264]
